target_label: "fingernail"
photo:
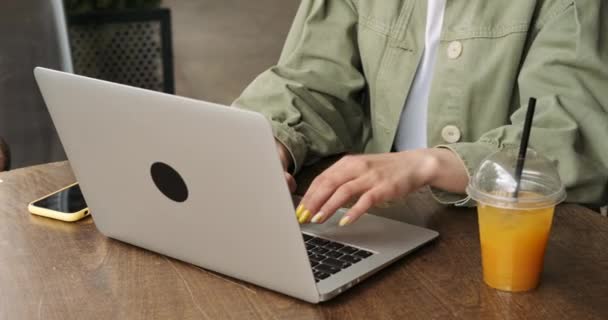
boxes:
[295,204,304,218]
[311,211,325,224]
[339,216,351,227]
[298,210,311,224]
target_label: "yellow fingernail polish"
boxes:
[311,212,324,224]
[295,204,304,218]
[298,210,311,224]
[339,216,351,227]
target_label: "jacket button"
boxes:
[447,41,463,59]
[441,125,461,143]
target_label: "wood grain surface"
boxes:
[0,162,606,319]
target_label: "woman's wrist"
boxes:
[422,148,469,193]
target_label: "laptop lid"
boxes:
[34,67,320,303]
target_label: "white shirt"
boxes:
[394,0,446,151]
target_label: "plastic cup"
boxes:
[466,148,566,292]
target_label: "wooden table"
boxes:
[1,162,607,319]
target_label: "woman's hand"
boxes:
[295,148,469,226]
[276,140,296,193]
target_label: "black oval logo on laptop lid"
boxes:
[150,162,188,202]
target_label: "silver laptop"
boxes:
[34,67,439,303]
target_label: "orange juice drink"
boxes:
[477,200,555,291]
[466,148,566,293]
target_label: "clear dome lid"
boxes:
[466,148,566,209]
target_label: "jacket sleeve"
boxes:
[232,0,366,173]
[432,1,608,206]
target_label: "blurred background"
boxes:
[0,0,298,169]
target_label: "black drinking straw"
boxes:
[513,97,537,198]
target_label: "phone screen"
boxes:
[32,184,87,213]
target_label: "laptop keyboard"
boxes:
[302,233,375,282]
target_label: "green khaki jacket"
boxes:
[234,0,608,206]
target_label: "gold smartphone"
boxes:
[28,182,90,222]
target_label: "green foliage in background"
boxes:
[64,0,162,14]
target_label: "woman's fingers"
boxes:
[298,173,347,223]
[298,158,361,222]
[340,183,408,226]
[339,188,387,226]
[308,178,370,223]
